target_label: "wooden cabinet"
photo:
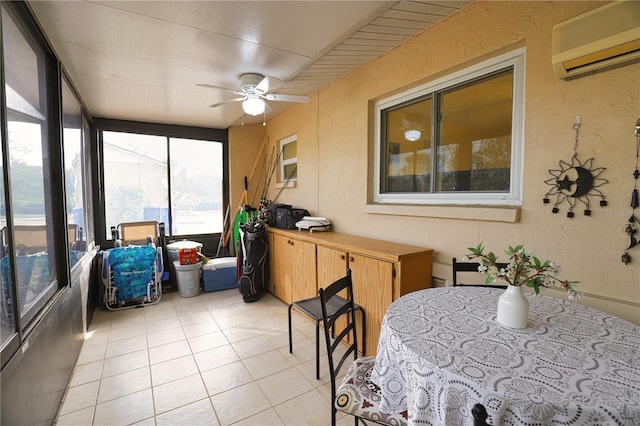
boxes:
[269,232,316,303]
[268,227,433,356]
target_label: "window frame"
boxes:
[61,74,91,270]
[279,134,298,184]
[95,119,228,242]
[373,48,526,206]
[2,2,62,332]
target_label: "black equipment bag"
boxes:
[265,203,291,227]
[236,223,269,303]
[275,207,310,230]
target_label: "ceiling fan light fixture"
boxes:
[243,98,265,116]
[404,130,421,141]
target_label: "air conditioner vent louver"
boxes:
[552,0,640,79]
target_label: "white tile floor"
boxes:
[55,289,353,426]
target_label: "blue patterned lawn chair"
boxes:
[1,252,50,318]
[101,245,163,310]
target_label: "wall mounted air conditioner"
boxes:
[552,0,640,79]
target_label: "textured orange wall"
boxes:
[228,123,266,216]
[230,1,639,323]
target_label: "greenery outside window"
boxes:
[374,48,525,206]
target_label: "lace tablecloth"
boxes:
[371,287,640,425]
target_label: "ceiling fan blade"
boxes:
[264,93,310,104]
[255,76,282,94]
[197,83,242,95]
[209,97,245,108]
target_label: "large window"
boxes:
[103,132,168,235]
[81,114,95,246]
[0,128,10,350]
[102,129,225,238]
[169,137,223,234]
[374,49,525,206]
[2,4,58,331]
[62,77,89,268]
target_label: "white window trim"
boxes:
[279,134,298,183]
[373,48,526,207]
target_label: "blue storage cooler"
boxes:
[203,257,238,292]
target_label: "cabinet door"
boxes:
[317,246,376,354]
[317,245,348,288]
[269,233,292,303]
[349,253,394,356]
[289,238,317,302]
[269,234,317,304]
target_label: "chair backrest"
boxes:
[118,221,160,246]
[452,257,509,288]
[318,269,358,424]
[472,403,492,426]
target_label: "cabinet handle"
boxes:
[340,255,345,260]
[349,256,354,262]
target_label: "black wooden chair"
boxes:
[288,269,366,380]
[472,403,493,426]
[452,257,509,288]
[319,270,407,426]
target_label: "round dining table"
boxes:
[371,286,640,425]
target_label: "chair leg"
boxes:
[315,319,320,380]
[288,304,294,354]
[361,309,366,357]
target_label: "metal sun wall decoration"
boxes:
[543,116,608,218]
[621,118,640,265]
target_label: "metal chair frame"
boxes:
[452,257,509,288]
[288,270,365,380]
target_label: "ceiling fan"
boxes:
[198,73,310,117]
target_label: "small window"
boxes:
[374,49,525,206]
[279,135,297,183]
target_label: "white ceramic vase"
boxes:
[496,285,529,329]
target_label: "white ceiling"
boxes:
[27,1,473,129]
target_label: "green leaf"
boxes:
[468,242,483,255]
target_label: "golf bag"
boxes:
[237,221,269,303]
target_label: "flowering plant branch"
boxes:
[464,243,581,301]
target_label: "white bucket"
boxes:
[174,260,202,298]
